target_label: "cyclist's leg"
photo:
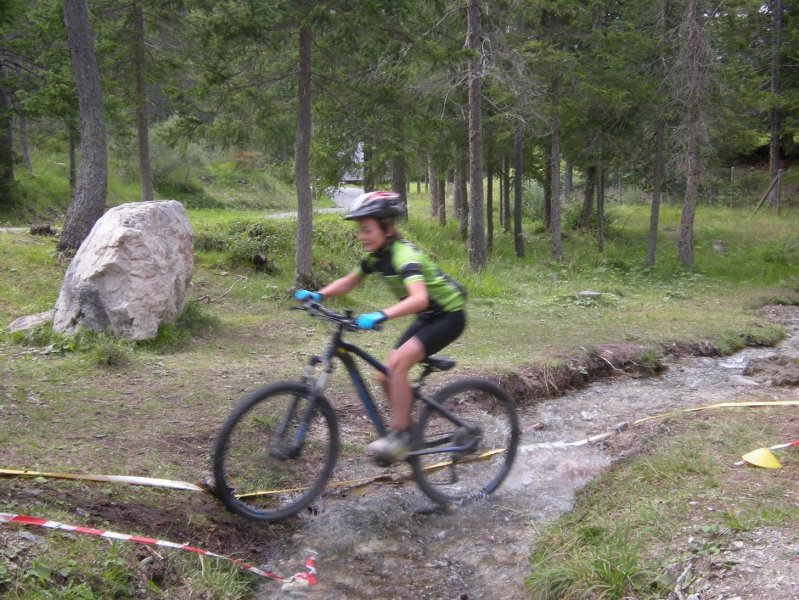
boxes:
[384,337,426,430]
[383,311,467,429]
[376,318,426,416]
[369,312,466,463]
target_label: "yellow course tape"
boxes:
[4,401,797,496]
[0,469,205,491]
[520,400,799,452]
[237,449,508,499]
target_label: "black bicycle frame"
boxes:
[323,327,388,437]
[303,319,480,460]
[334,339,390,438]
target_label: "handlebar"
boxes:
[296,300,362,332]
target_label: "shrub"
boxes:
[193,220,290,271]
[562,201,617,231]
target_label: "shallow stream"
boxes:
[258,308,799,599]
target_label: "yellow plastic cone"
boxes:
[741,447,782,469]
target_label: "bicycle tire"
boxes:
[212,381,338,521]
[410,378,520,505]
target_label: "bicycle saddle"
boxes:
[422,356,456,372]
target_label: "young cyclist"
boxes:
[294,191,467,464]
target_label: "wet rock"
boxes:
[742,355,799,386]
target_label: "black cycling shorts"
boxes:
[394,310,466,357]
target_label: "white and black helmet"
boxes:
[344,191,403,220]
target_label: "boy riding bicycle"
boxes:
[294,191,467,465]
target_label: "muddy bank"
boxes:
[494,310,788,406]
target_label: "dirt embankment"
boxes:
[490,303,798,407]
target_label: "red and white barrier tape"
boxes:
[0,513,317,590]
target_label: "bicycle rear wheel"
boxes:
[410,378,519,505]
[213,382,338,521]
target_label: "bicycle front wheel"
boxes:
[410,378,520,505]
[213,382,338,521]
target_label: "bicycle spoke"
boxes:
[213,383,337,521]
[411,379,519,504]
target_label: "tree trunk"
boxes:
[678,0,703,267]
[466,0,486,270]
[59,0,108,254]
[68,120,78,191]
[437,177,446,226]
[597,152,605,253]
[550,81,562,261]
[454,146,468,239]
[498,158,504,228]
[294,25,313,287]
[647,118,665,266]
[458,148,468,239]
[16,117,32,174]
[581,165,595,229]
[564,161,573,197]
[647,0,669,267]
[391,155,407,218]
[14,66,32,174]
[453,151,462,224]
[0,63,13,205]
[486,162,493,252]
[769,0,782,206]
[513,129,524,258]
[502,156,510,232]
[428,156,439,218]
[543,142,551,229]
[362,145,375,193]
[133,2,153,202]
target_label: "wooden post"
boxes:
[753,173,781,215]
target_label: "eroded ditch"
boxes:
[256,306,799,599]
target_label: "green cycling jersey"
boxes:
[353,239,466,318]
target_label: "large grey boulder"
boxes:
[53,200,193,340]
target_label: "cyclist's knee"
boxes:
[390,338,425,370]
[385,352,417,378]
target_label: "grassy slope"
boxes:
[0,173,798,597]
[525,408,799,599]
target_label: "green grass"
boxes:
[1,145,298,226]
[524,411,799,599]
[0,169,797,597]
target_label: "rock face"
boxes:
[7,310,55,333]
[53,201,193,340]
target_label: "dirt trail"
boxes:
[252,306,799,599]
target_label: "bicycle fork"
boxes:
[270,355,332,460]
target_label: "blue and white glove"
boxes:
[355,311,387,330]
[294,289,323,302]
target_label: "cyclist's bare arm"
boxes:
[383,280,429,319]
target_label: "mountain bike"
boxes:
[212,300,520,522]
